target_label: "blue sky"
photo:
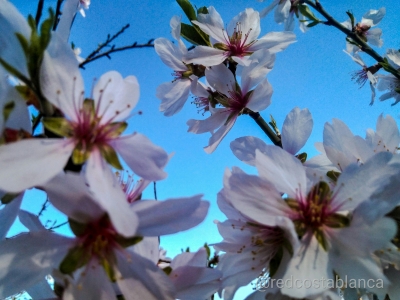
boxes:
[9,0,400,298]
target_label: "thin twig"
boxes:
[35,0,45,26]
[49,221,68,230]
[79,40,155,68]
[301,0,400,79]
[153,181,158,200]
[37,198,49,217]
[32,113,43,134]
[53,0,64,30]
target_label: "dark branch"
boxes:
[53,0,64,30]
[35,0,45,26]
[247,111,282,147]
[37,198,49,217]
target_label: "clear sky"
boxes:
[9,0,400,299]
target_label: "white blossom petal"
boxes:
[156,79,191,116]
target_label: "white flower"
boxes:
[184,7,295,66]
[187,49,274,153]
[377,49,400,105]
[155,16,197,116]
[342,7,385,53]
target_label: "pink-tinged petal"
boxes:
[0,0,31,77]
[156,79,191,116]
[206,64,236,96]
[133,195,209,236]
[193,6,225,43]
[63,259,115,300]
[184,46,226,66]
[44,172,105,224]
[246,78,273,112]
[366,28,383,47]
[154,38,187,70]
[217,185,246,220]
[116,250,176,300]
[228,8,260,43]
[56,0,80,42]
[128,236,159,264]
[230,136,268,166]
[40,32,84,122]
[187,108,230,134]
[375,114,400,152]
[111,133,168,181]
[85,151,138,237]
[334,152,396,211]
[0,139,74,193]
[170,16,186,54]
[170,247,207,269]
[240,49,275,93]
[361,7,385,27]
[204,114,236,154]
[0,231,73,298]
[284,14,296,31]
[386,49,400,67]
[191,77,210,98]
[2,84,31,132]
[275,0,291,23]
[224,171,289,226]
[18,210,45,232]
[92,71,138,123]
[0,193,23,239]
[250,31,296,53]
[281,107,313,155]
[255,146,307,198]
[260,0,280,18]
[282,233,332,298]
[171,266,221,300]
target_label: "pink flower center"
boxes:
[222,22,255,58]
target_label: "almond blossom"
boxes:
[184,7,296,66]
[187,49,274,153]
[377,49,400,106]
[222,145,400,298]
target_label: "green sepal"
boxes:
[163,266,172,275]
[395,87,400,94]
[108,122,128,138]
[42,117,73,137]
[3,101,15,122]
[311,181,330,205]
[269,247,283,277]
[100,144,123,170]
[298,4,320,22]
[59,245,91,274]
[180,23,208,46]
[101,257,117,282]
[204,243,211,259]
[69,218,89,237]
[1,193,20,204]
[15,33,30,56]
[346,10,355,28]
[27,15,36,31]
[314,229,329,251]
[325,213,351,228]
[114,235,143,248]
[176,0,197,21]
[72,147,90,165]
[197,6,208,15]
[0,57,30,84]
[269,114,281,136]
[213,42,229,51]
[39,9,54,50]
[326,170,341,182]
[306,21,320,28]
[296,152,307,163]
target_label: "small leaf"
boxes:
[176,0,197,21]
[197,6,208,15]
[346,10,355,28]
[180,23,208,46]
[306,21,320,28]
[298,4,320,22]
[204,243,211,259]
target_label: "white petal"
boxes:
[85,151,138,237]
[275,0,291,23]
[44,172,105,223]
[187,108,230,134]
[40,32,84,122]
[56,0,80,42]
[246,78,273,112]
[281,107,313,155]
[205,64,236,96]
[230,136,268,166]
[171,247,207,269]
[0,139,74,192]
[184,46,226,66]
[0,231,73,298]
[156,79,191,116]
[92,71,138,123]
[133,195,209,236]
[259,0,280,18]
[0,0,31,77]
[204,114,236,153]
[0,193,23,239]
[128,236,159,264]
[255,146,307,198]
[154,38,186,70]
[250,31,296,53]
[227,8,261,43]
[386,49,400,67]
[193,6,225,43]
[2,85,31,133]
[361,7,385,27]
[240,49,275,93]
[366,28,383,47]
[111,133,168,181]
[18,210,45,232]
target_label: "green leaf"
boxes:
[204,243,211,259]
[180,23,208,46]
[306,21,320,28]
[100,144,123,170]
[176,0,197,21]
[39,9,55,50]
[27,15,36,31]
[296,152,307,163]
[3,101,15,122]
[15,33,29,56]
[298,4,320,22]
[42,117,73,137]
[59,245,90,274]
[346,10,355,28]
